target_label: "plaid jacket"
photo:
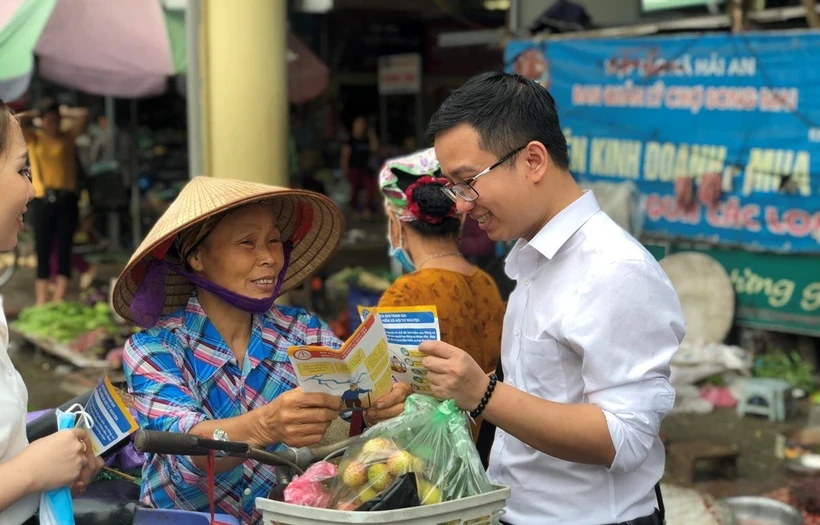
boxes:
[124,294,340,525]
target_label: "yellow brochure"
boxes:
[357,305,440,394]
[288,312,393,410]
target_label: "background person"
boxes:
[377,148,504,464]
[16,102,89,305]
[340,115,378,221]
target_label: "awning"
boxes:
[0,0,329,103]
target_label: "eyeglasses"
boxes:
[440,145,526,203]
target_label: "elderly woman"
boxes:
[113,177,411,525]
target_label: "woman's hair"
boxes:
[174,210,229,266]
[395,173,461,238]
[0,98,12,159]
[174,201,276,267]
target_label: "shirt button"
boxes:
[523,277,530,286]
[514,328,521,337]
[509,379,515,387]
[244,488,252,496]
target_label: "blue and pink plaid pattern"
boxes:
[124,294,341,525]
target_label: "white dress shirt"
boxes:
[0,297,39,525]
[487,191,685,525]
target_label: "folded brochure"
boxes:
[288,313,393,410]
[357,305,439,395]
[76,376,139,456]
[287,305,440,408]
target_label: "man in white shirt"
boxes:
[419,72,685,525]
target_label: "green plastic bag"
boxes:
[330,394,494,512]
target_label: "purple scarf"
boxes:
[130,241,293,328]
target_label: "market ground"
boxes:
[4,262,800,501]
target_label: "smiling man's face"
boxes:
[434,124,540,242]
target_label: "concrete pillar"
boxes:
[199,0,288,185]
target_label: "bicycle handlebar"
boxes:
[133,430,360,472]
[134,430,250,457]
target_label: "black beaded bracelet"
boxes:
[469,373,498,419]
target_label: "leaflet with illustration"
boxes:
[287,313,393,411]
[77,376,139,456]
[357,305,439,394]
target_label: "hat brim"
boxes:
[112,181,344,325]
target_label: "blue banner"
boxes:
[505,31,820,253]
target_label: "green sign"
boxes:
[644,241,820,337]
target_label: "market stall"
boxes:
[0,0,332,251]
[8,280,136,374]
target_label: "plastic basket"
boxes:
[256,485,509,525]
[347,285,383,333]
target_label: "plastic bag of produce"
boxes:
[329,394,494,513]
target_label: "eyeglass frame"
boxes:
[440,144,527,203]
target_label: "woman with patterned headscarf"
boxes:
[378,148,504,464]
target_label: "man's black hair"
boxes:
[427,71,569,170]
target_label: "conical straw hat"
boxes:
[112,176,344,324]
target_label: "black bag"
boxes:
[355,473,421,512]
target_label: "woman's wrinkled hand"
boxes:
[363,382,413,427]
[257,387,343,448]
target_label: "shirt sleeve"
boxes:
[564,260,685,474]
[124,330,209,484]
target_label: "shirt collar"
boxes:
[505,190,600,278]
[181,295,290,382]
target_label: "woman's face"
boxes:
[514,49,547,81]
[0,115,35,251]
[188,203,285,299]
[352,117,367,137]
[42,111,60,137]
